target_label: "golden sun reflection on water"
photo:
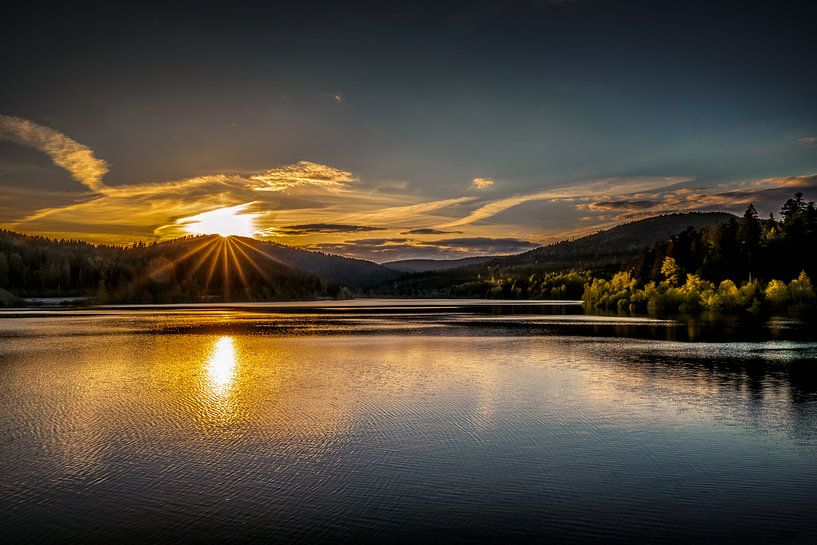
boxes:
[206,336,238,395]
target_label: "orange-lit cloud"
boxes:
[471,177,495,190]
[308,235,537,261]
[250,161,357,192]
[0,114,108,191]
[2,115,817,259]
[442,177,690,228]
[344,196,475,223]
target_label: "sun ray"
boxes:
[231,237,285,266]
[231,239,273,281]
[162,236,219,271]
[112,236,219,302]
[221,237,231,300]
[185,237,222,280]
[203,238,225,298]
[225,238,252,300]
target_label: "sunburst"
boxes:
[111,233,294,303]
[179,204,260,238]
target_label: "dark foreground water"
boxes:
[1,300,816,544]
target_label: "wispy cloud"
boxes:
[443,177,690,228]
[572,174,817,224]
[0,114,108,191]
[401,228,462,235]
[417,237,537,253]
[583,200,661,212]
[343,196,476,225]
[309,235,537,262]
[799,136,817,147]
[4,114,817,259]
[250,161,357,192]
[271,223,386,235]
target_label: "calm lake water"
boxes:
[1,300,816,544]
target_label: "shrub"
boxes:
[788,271,815,306]
[765,279,790,308]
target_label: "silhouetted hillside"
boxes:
[0,212,755,304]
[375,213,734,297]
[496,212,734,271]
[0,231,397,304]
[237,237,399,289]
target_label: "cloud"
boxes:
[583,200,661,212]
[7,166,366,241]
[5,167,473,243]
[401,228,462,235]
[350,237,411,245]
[0,114,108,191]
[798,136,817,147]
[4,115,817,260]
[343,196,476,224]
[16,174,249,231]
[418,237,537,253]
[308,235,537,262]
[570,173,817,225]
[471,177,495,190]
[250,161,357,192]
[442,177,689,228]
[0,115,379,241]
[272,223,386,235]
[749,174,817,189]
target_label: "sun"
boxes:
[180,204,259,238]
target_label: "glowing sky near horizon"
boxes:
[179,204,260,238]
[1,1,816,261]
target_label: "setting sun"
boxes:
[180,204,259,238]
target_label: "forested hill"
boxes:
[245,238,399,289]
[0,231,397,304]
[373,212,734,297]
[0,210,789,305]
[494,212,733,272]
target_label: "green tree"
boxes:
[660,256,680,285]
[737,204,761,281]
[764,279,789,308]
[788,271,815,305]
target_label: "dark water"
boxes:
[1,300,816,544]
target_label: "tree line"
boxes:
[2,192,816,313]
[374,192,817,316]
[0,232,324,304]
[585,193,817,314]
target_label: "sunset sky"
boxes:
[2,0,816,262]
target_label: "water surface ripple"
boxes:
[0,301,815,544]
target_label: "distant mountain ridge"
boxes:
[383,256,494,273]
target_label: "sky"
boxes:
[1,0,816,262]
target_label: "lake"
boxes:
[1,300,816,544]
